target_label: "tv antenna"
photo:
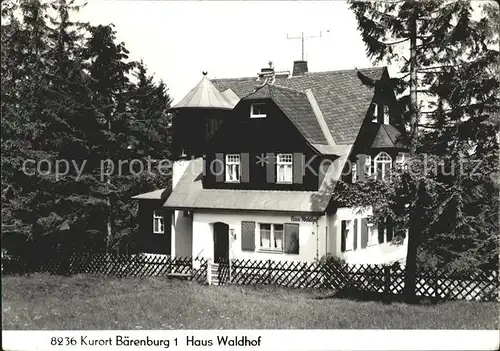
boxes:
[286,30,329,61]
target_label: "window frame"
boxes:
[374,152,392,181]
[383,105,390,125]
[395,152,409,171]
[258,223,284,252]
[366,155,372,176]
[225,154,241,183]
[276,153,293,184]
[152,210,165,234]
[371,103,378,123]
[250,103,267,118]
[366,217,377,246]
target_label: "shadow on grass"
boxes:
[314,287,443,306]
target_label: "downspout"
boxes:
[325,212,328,257]
[316,220,320,261]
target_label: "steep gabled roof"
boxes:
[242,85,329,148]
[212,67,386,144]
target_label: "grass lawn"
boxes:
[2,273,498,330]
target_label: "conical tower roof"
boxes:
[171,72,235,110]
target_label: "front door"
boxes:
[213,222,229,263]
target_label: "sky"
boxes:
[75,1,376,103]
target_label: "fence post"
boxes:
[206,259,212,285]
[434,272,439,299]
[267,259,271,284]
[384,265,391,295]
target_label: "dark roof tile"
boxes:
[212,67,386,144]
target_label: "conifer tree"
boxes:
[346,0,499,301]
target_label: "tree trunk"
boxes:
[403,5,420,303]
[106,119,113,252]
[409,6,420,154]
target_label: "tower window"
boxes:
[250,103,267,118]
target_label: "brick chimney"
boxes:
[258,67,275,79]
[292,61,308,76]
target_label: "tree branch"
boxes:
[382,38,410,45]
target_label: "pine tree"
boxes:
[1,0,57,256]
[79,24,137,251]
[1,0,107,256]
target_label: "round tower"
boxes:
[169,72,236,161]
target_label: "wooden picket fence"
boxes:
[2,253,208,283]
[216,258,499,302]
[2,253,498,302]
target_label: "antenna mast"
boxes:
[286,30,326,61]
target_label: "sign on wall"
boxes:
[290,216,318,223]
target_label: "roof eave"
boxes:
[161,205,326,216]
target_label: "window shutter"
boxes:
[241,221,255,251]
[353,219,358,250]
[284,223,299,254]
[240,152,250,183]
[293,153,304,184]
[366,155,372,176]
[341,220,346,252]
[266,152,275,183]
[215,153,224,182]
[360,218,368,249]
[378,220,385,244]
[356,154,366,181]
[386,217,393,242]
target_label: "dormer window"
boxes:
[225,154,240,182]
[383,106,390,125]
[371,103,378,123]
[250,103,267,118]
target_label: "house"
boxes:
[132,60,409,265]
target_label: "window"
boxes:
[371,103,378,123]
[153,210,164,234]
[352,163,357,183]
[367,217,377,245]
[259,223,284,251]
[276,153,293,183]
[376,217,393,244]
[395,152,409,171]
[383,106,390,125]
[225,154,240,182]
[250,103,267,118]
[205,119,219,139]
[365,155,372,176]
[374,152,392,180]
